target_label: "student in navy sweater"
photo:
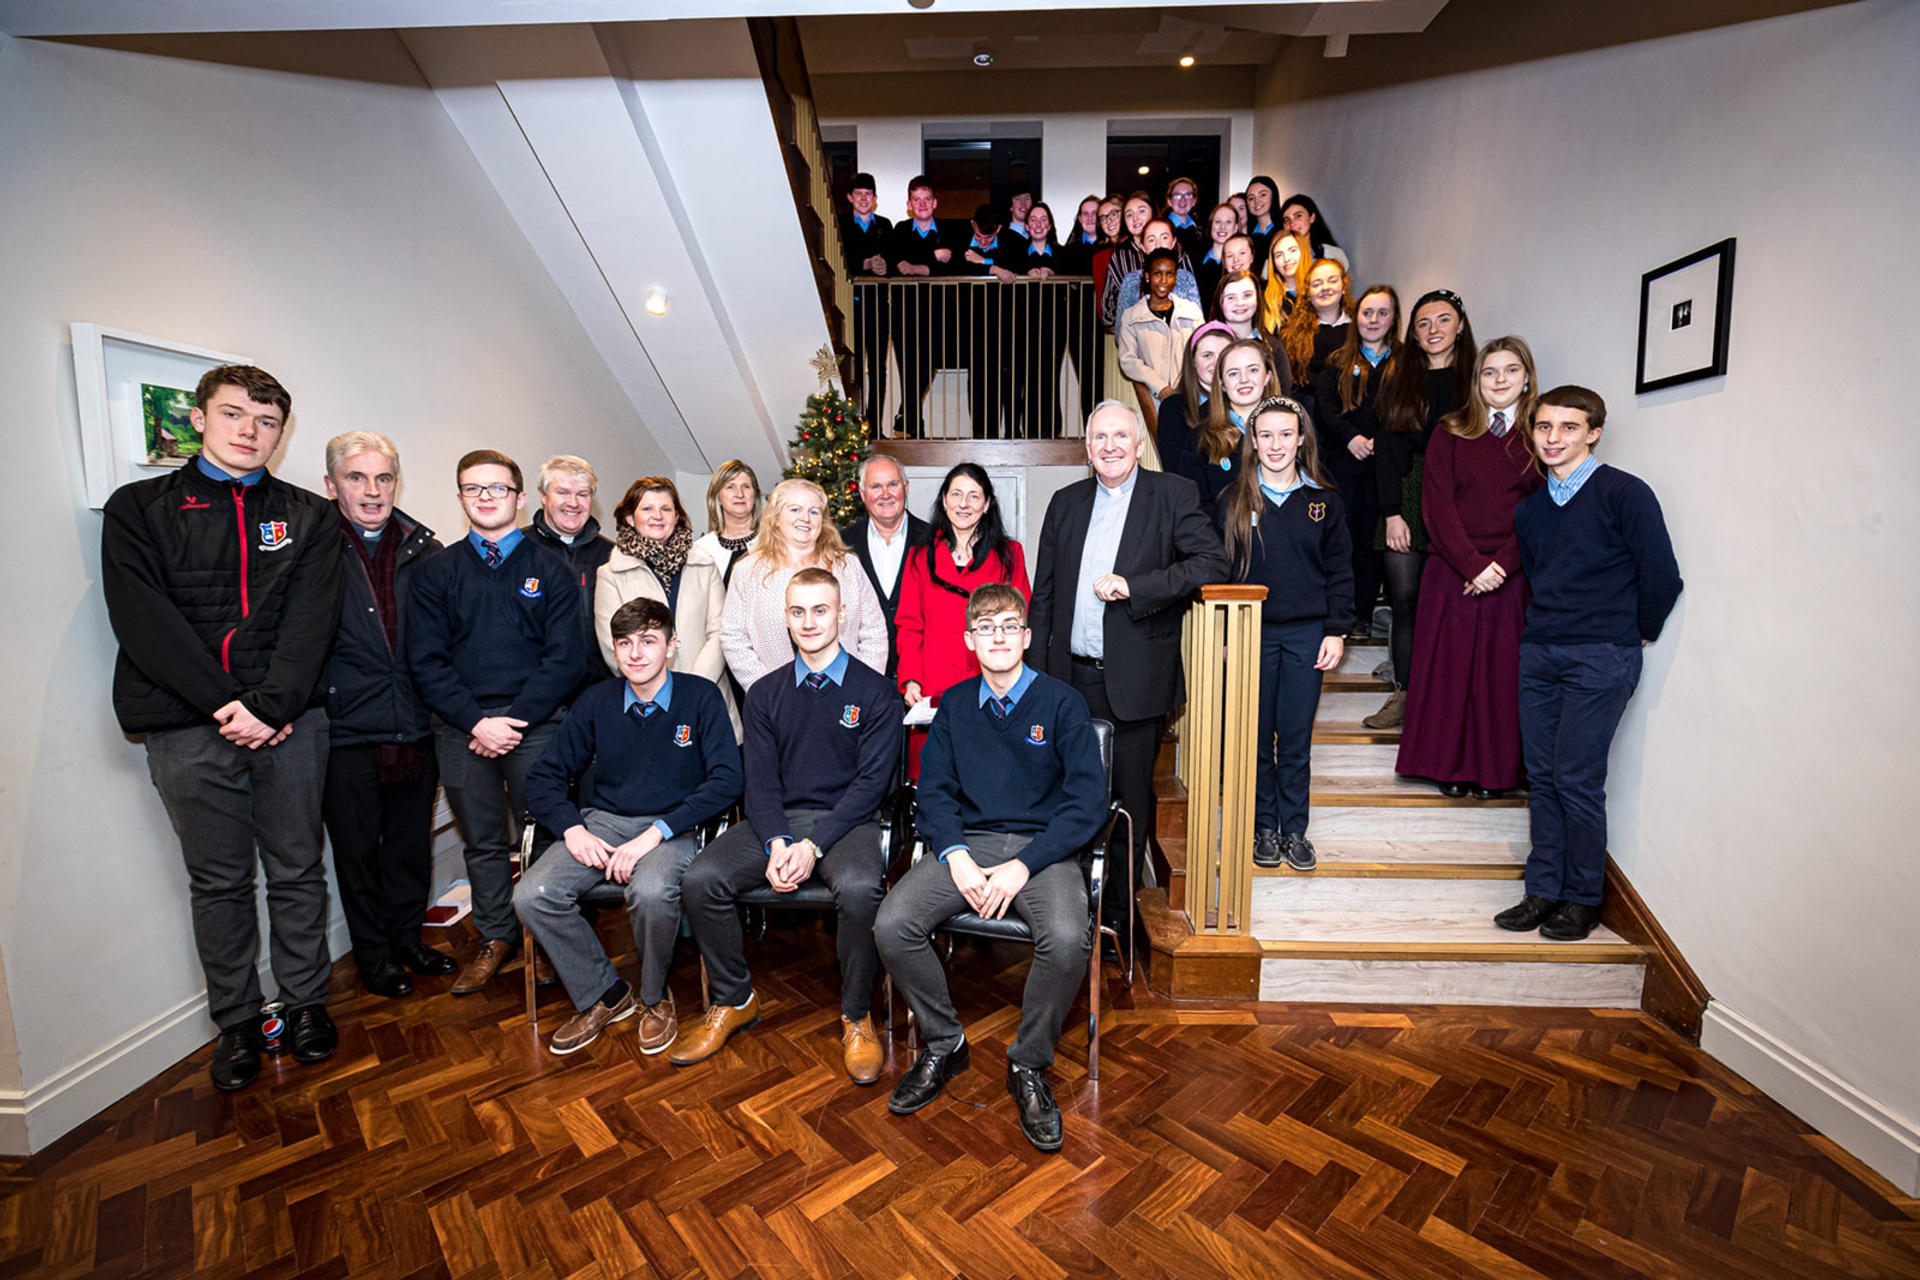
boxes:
[514,598,741,1055]
[674,568,904,1080]
[1495,387,1682,942]
[406,450,586,996]
[1219,397,1353,872]
[877,583,1106,1153]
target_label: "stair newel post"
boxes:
[1182,585,1267,934]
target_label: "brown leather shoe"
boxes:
[668,992,759,1066]
[637,993,678,1056]
[1361,690,1406,730]
[548,989,637,1055]
[531,948,561,988]
[451,939,516,996]
[842,1015,882,1085]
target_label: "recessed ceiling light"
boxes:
[1137,165,1150,175]
[1179,55,1195,68]
[645,288,669,316]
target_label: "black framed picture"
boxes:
[1636,238,1735,393]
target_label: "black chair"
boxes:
[901,718,1131,1080]
[515,809,729,1032]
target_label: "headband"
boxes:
[1412,288,1466,316]
[1247,395,1311,424]
[1189,321,1237,348]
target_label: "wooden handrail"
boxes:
[747,17,854,388]
[1178,586,1266,934]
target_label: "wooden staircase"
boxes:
[1143,635,1652,1009]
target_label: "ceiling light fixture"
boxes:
[1137,165,1150,175]
[1179,55,1195,68]
[645,288,669,316]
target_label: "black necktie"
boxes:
[989,696,1010,721]
[480,539,503,568]
[805,672,829,691]
[629,701,658,721]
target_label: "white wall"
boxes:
[1254,0,1920,1192]
[0,32,672,1151]
[826,111,1255,227]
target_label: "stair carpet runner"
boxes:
[1156,632,1647,1007]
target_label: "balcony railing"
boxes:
[849,278,1106,440]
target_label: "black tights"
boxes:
[1382,548,1427,689]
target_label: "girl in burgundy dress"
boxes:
[1394,337,1544,797]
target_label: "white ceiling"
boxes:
[0,0,1444,39]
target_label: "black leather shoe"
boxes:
[289,1005,338,1064]
[1006,1063,1064,1152]
[1539,901,1601,941]
[395,938,458,976]
[1439,782,1469,798]
[1493,895,1560,932]
[888,1040,970,1115]
[1252,827,1283,869]
[360,959,414,999]
[210,1026,263,1092]
[1472,787,1504,801]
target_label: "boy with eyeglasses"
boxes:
[407,450,586,996]
[876,583,1106,1152]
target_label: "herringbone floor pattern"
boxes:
[2,916,1915,1279]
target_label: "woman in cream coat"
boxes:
[595,475,740,737]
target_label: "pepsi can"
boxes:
[260,1001,289,1056]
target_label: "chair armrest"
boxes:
[1082,800,1124,923]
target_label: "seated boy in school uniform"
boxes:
[515,598,741,1056]
[876,582,1107,1152]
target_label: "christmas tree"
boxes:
[783,350,870,526]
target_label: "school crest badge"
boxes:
[257,521,291,551]
[840,705,861,729]
[1307,502,1327,523]
[673,724,693,747]
[1026,724,1046,745]
[519,578,542,598]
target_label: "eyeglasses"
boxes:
[458,483,519,499]
[970,621,1027,638]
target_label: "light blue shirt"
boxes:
[939,666,1039,861]
[467,527,524,560]
[1548,456,1602,506]
[195,456,266,485]
[1257,473,1322,518]
[792,648,849,685]
[1169,212,1196,229]
[622,674,677,840]
[1070,467,1137,660]
[1361,343,1389,368]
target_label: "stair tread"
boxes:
[1321,673,1395,693]
[1257,909,1641,962]
[1311,776,1529,807]
[1255,839,1525,878]
[1312,721,1402,744]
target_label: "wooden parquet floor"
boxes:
[2,916,1916,1280]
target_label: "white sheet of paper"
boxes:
[903,699,938,726]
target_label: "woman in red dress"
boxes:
[1394,337,1545,798]
[896,463,1032,709]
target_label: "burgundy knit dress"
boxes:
[1394,422,1543,789]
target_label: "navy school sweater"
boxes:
[405,534,586,733]
[525,673,742,838]
[916,670,1107,872]
[1516,463,1682,647]
[742,653,905,856]
[1220,487,1356,635]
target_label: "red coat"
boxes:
[894,535,1031,699]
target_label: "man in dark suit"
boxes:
[1027,401,1229,933]
[839,454,930,679]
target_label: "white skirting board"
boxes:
[1702,1001,1920,1196]
[0,914,353,1155]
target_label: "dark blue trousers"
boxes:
[1257,620,1328,836]
[1518,642,1642,906]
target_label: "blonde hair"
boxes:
[742,477,849,581]
[324,430,399,479]
[1446,336,1540,442]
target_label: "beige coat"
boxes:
[595,542,741,738]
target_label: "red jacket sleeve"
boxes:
[894,545,930,693]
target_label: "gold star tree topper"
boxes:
[810,344,841,391]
